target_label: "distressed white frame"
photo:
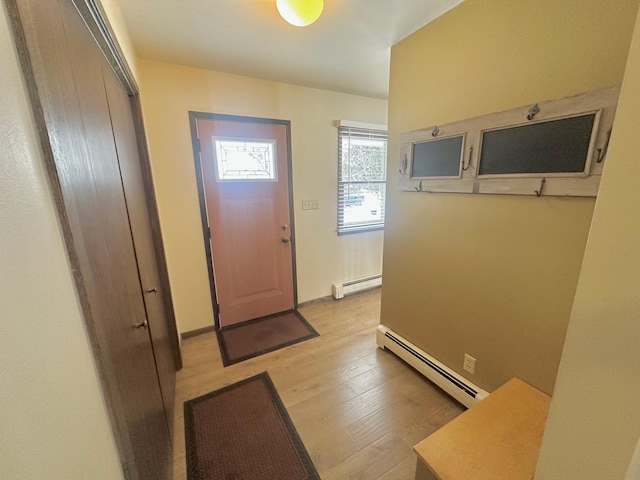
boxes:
[398,87,620,197]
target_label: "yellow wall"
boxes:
[536,8,640,479]
[99,0,138,80]
[137,59,387,333]
[0,5,123,478]
[383,0,640,394]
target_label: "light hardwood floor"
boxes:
[172,288,465,480]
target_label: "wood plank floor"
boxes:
[172,288,465,480]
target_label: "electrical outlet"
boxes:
[463,354,476,375]
[302,199,319,210]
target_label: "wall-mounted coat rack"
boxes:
[398,87,620,198]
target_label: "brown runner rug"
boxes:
[216,310,319,366]
[184,372,319,480]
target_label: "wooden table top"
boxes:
[414,377,551,480]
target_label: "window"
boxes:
[337,122,387,234]
[214,138,277,181]
[478,113,596,176]
[411,135,465,178]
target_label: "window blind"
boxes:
[337,125,387,234]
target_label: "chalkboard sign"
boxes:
[479,113,596,176]
[411,135,464,178]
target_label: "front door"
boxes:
[195,115,295,327]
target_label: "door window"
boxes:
[214,138,277,181]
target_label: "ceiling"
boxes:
[119,0,463,99]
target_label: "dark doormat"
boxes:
[216,310,319,366]
[184,372,320,480]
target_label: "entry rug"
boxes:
[184,372,320,480]
[216,310,319,366]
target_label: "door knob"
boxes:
[145,288,157,293]
[134,320,149,329]
[281,237,290,244]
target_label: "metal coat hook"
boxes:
[399,154,408,175]
[596,129,612,163]
[527,104,540,121]
[462,146,473,171]
[432,126,440,137]
[415,180,423,192]
[534,177,546,197]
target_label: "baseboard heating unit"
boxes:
[332,274,382,300]
[376,325,489,408]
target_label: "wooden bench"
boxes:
[414,378,551,480]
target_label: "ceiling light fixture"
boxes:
[276,0,324,27]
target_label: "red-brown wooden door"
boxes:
[196,116,295,327]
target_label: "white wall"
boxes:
[138,59,388,332]
[535,6,640,479]
[0,5,123,479]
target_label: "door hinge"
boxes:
[207,226,211,239]
[195,138,201,152]
[216,303,220,314]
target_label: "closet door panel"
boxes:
[9,0,172,478]
[103,66,176,439]
[57,6,173,472]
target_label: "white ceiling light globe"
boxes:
[276,0,324,27]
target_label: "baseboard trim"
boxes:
[181,325,216,339]
[297,295,333,308]
[377,324,488,407]
[298,286,382,308]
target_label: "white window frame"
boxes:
[337,120,388,235]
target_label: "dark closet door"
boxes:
[103,66,176,437]
[8,0,173,478]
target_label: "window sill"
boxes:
[337,225,384,236]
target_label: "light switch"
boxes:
[302,200,319,210]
